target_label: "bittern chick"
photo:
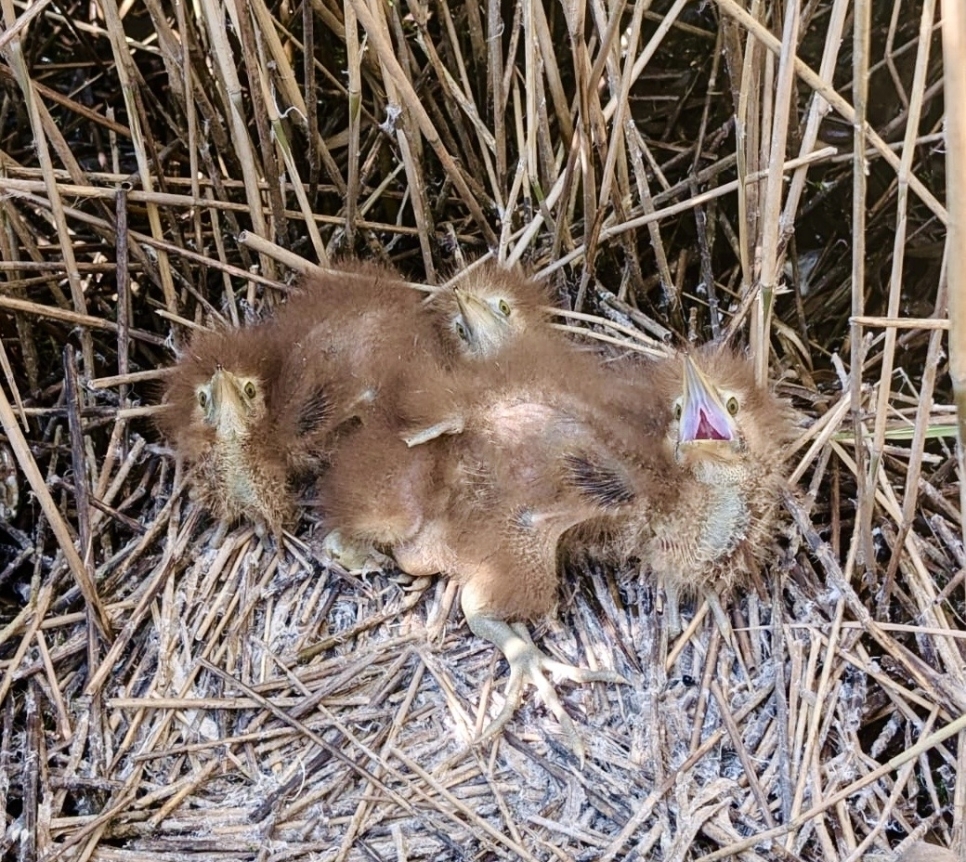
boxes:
[157,324,290,543]
[322,340,653,756]
[407,266,572,447]
[638,348,794,632]
[272,262,449,428]
[428,263,557,360]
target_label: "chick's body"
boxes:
[159,262,456,540]
[157,325,291,538]
[321,336,664,753]
[319,263,570,585]
[646,349,793,594]
[274,263,451,429]
[582,347,795,630]
[317,409,457,576]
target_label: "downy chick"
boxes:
[322,338,662,756]
[157,325,290,542]
[428,262,557,360]
[603,348,795,632]
[273,261,450,428]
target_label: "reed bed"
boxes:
[0,1,961,859]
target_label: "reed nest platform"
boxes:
[0,1,964,860]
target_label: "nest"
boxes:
[0,1,962,859]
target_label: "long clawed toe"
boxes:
[468,614,626,761]
[321,529,395,574]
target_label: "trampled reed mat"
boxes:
[0,1,963,860]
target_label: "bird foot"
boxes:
[402,416,465,448]
[391,573,433,593]
[467,616,626,761]
[252,519,287,554]
[320,530,393,574]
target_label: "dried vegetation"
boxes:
[0,0,964,860]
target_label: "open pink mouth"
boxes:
[680,356,737,443]
[683,406,733,442]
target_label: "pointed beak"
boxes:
[453,287,486,331]
[453,287,470,317]
[679,355,736,443]
[211,367,239,408]
[209,367,248,432]
[454,287,491,341]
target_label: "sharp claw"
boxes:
[467,615,626,760]
[478,664,525,743]
[321,529,393,574]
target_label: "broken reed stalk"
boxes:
[942,0,966,552]
[851,0,874,581]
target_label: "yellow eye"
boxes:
[244,381,257,399]
[197,390,208,408]
[726,396,739,415]
[455,321,469,342]
[498,299,511,317]
[673,402,682,420]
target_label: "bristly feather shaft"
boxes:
[564,454,636,507]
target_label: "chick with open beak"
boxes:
[677,356,741,450]
[644,349,794,633]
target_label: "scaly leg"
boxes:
[662,577,683,637]
[664,579,737,650]
[253,517,286,553]
[209,519,230,549]
[461,583,626,761]
[321,529,432,595]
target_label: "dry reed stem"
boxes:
[943,0,966,561]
